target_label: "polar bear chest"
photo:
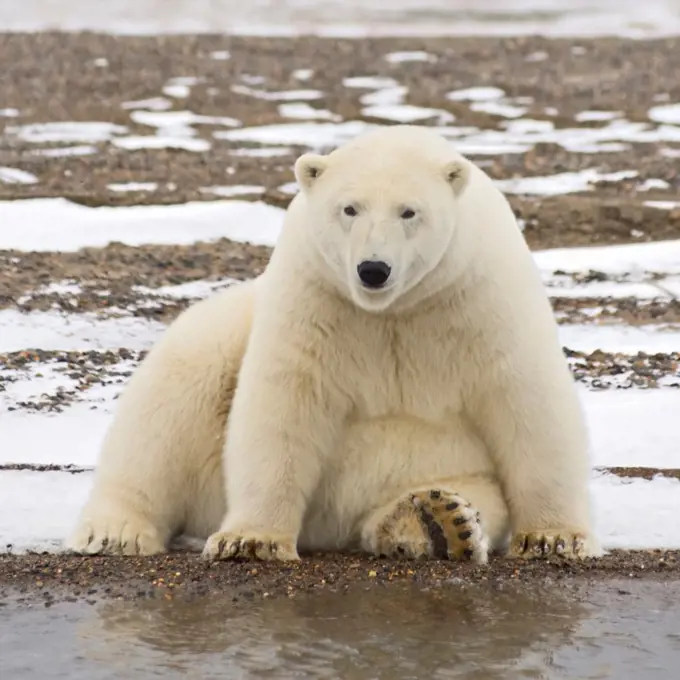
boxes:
[333,312,476,424]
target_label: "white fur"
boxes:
[66,125,600,560]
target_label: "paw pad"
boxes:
[372,488,490,564]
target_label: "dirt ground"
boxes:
[1,549,679,606]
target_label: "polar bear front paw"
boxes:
[65,516,166,556]
[202,530,300,562]
[368,489,490,564]
[509,530,594,559]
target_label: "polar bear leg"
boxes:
[359,476,508,564]
[65,281,256,556]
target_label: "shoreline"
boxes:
[2,549,679,605]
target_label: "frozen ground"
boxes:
[0,192,679,552]
[1,0,680,38]
[0,23,679,557]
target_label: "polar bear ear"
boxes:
[442,160,471,197]
[294,153,328,191]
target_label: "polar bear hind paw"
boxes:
[371,489,490,564]
[202,530,300,562]
[65,517,166,556]
[509,531,594,559]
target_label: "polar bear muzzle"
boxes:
[357,260,392,289]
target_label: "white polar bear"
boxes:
[66,125,600,564]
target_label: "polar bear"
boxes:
[66,125,600,564]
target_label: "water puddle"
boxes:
[1,579,679,678]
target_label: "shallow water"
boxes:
[2,580,679,679]
[1,0,680,37]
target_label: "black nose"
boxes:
[357,260,391,289]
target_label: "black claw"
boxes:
[445,502,459,511]
[458,530,473,541]
[463,548,474,559]
[453,516,467,526]
[429,490,441,500]
[513,533,529,554]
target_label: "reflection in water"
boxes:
[85,584,586,678]
[2,580,679,678]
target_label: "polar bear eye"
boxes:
[343,205,358,217]
[401,208,416,219]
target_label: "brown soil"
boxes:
[0,240,271,309]
[554,298,680,326]
[566,349,680,388]
[1,550,678,606]
[601,466,680,481]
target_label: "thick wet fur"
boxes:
[66,126,601,562]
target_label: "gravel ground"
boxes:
[2,550,679,606]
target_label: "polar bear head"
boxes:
[293,125,472,313]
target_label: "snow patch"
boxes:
[534,239,680,277]
[0,197,285,251]
[0,309,166,353]
[199,185,265,197]
[559,323,680,355]
[648,102,680,125]
[107,182,158,192]
[214,121,376,149]
[121,97,173,111]
[384,51,437,63]
[231,84,323,101]
[495,169,637,197]
[278,103,341,122]
[0,167,38,185]
[5,121,127,144]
